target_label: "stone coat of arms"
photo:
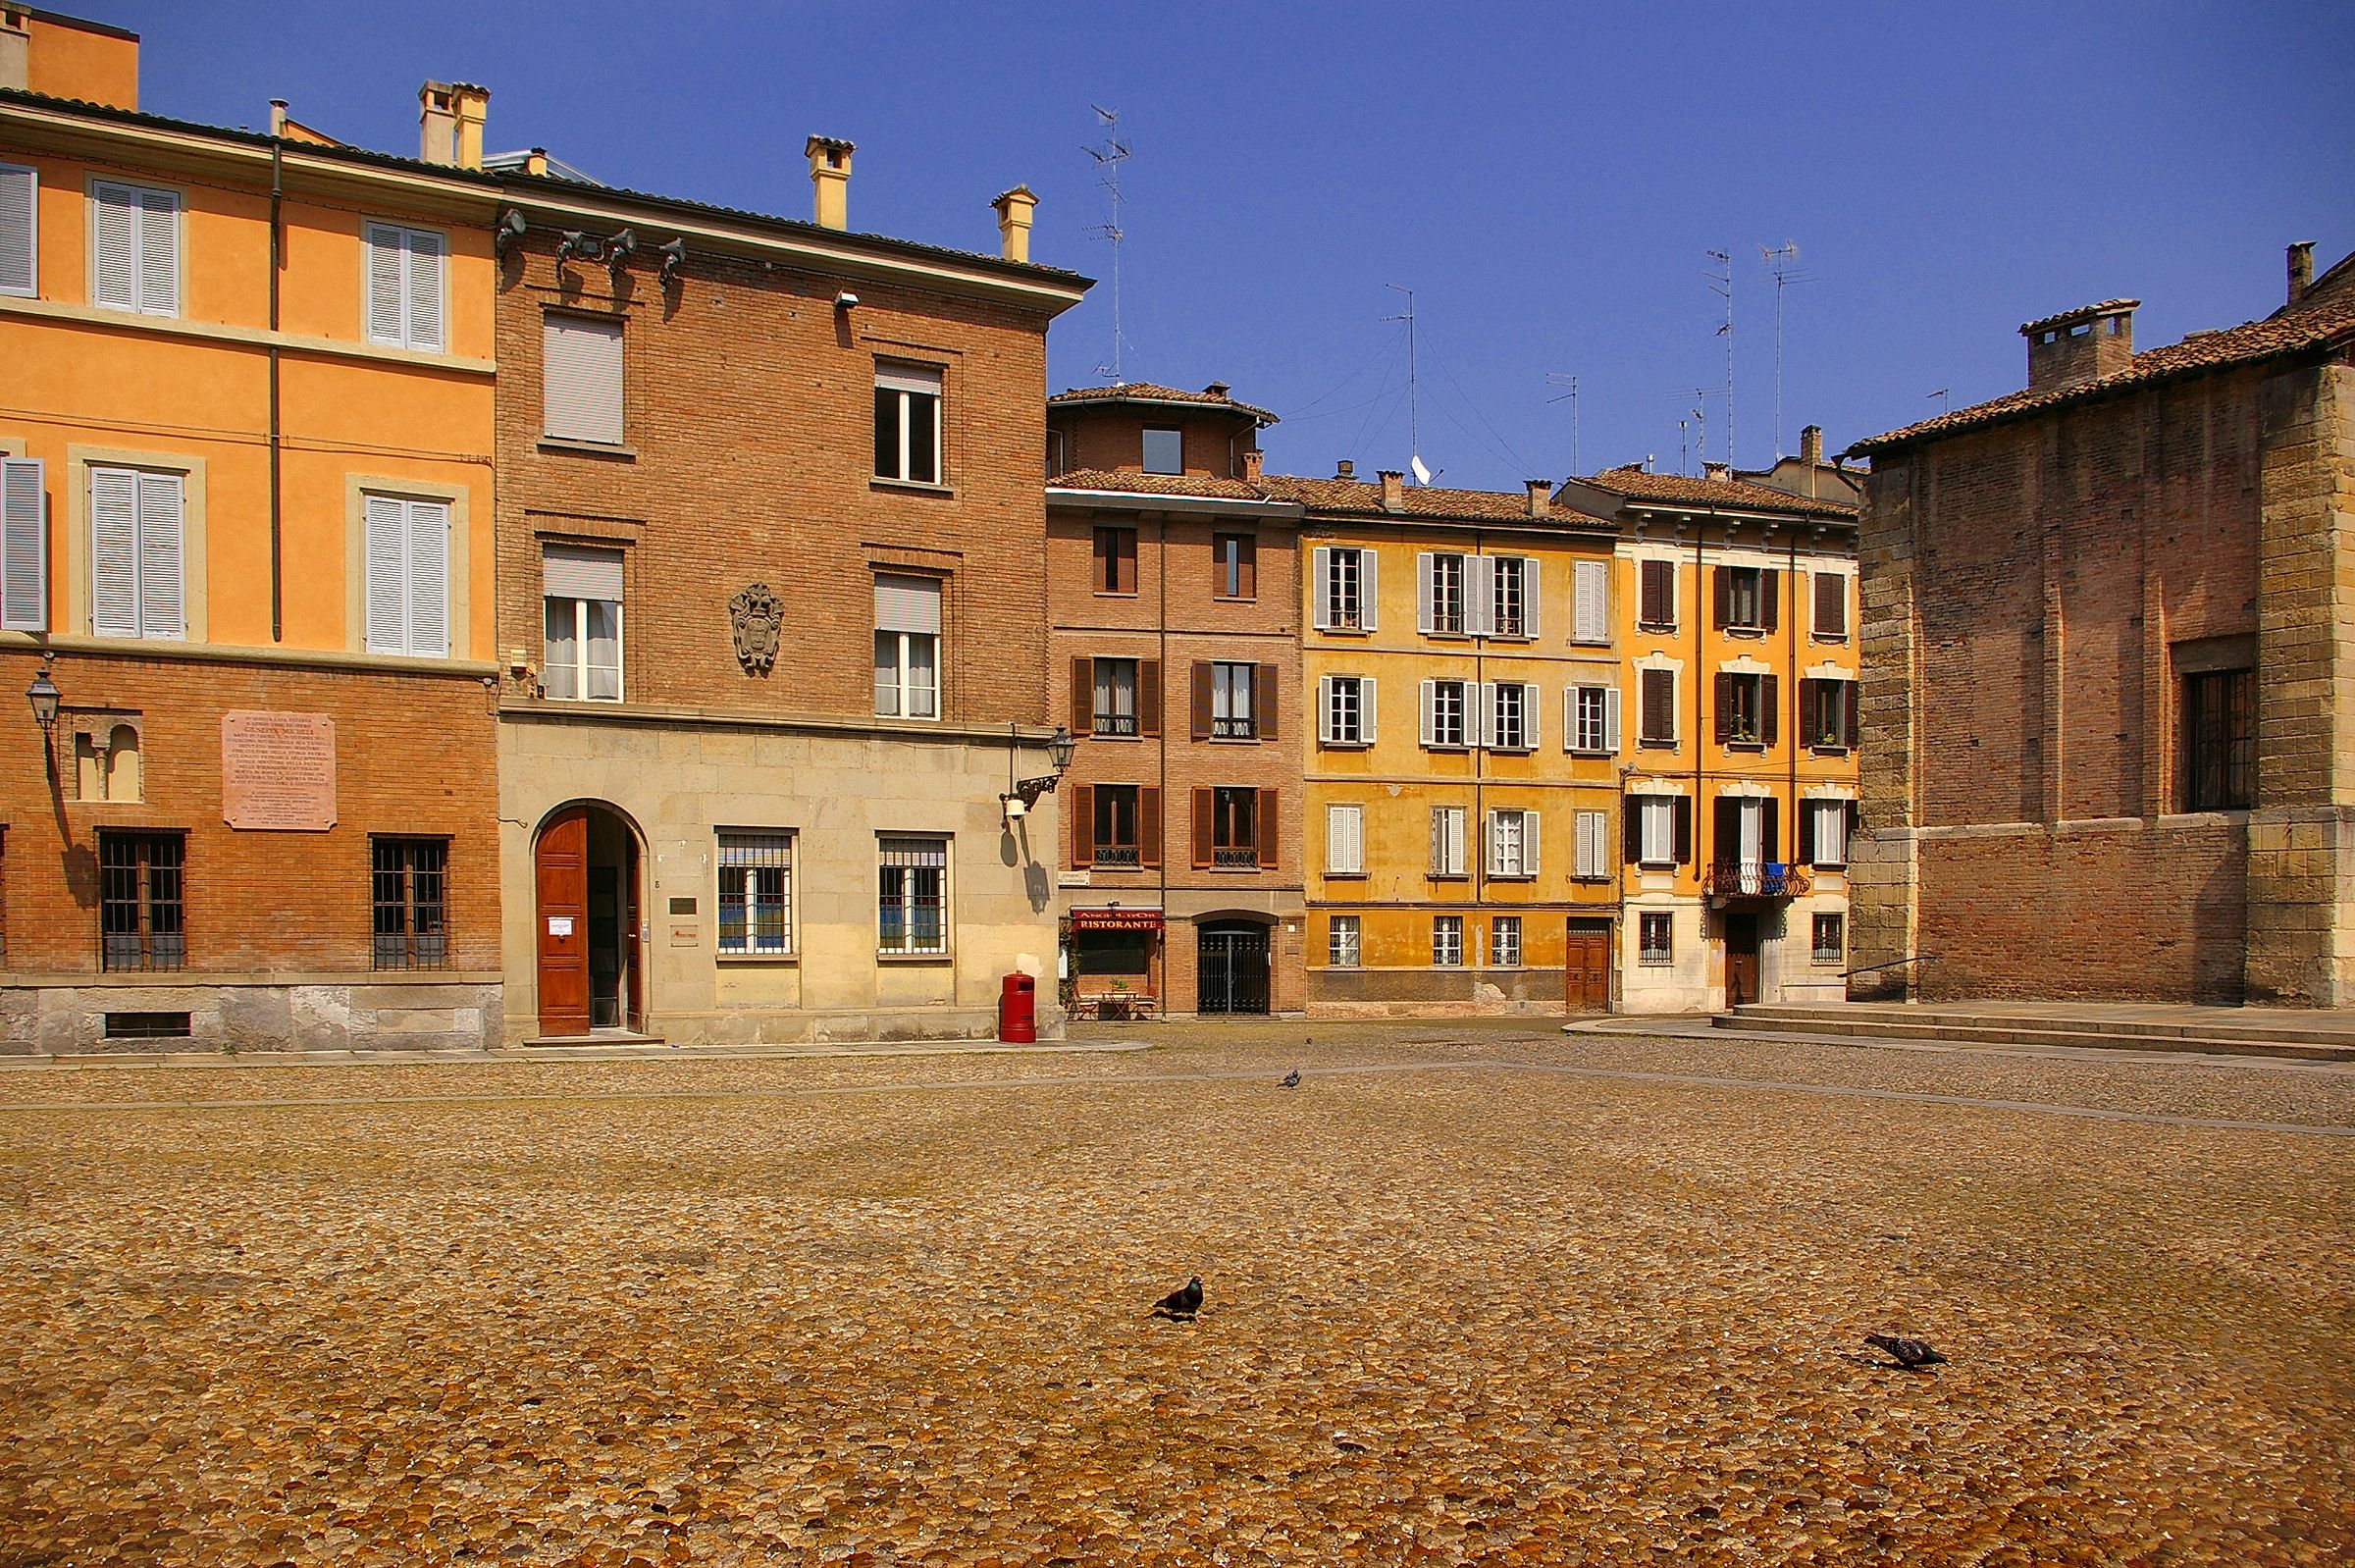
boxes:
[729,583,782,675]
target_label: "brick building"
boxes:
[488,136,1088,1042]
[1847,243,2355,1005]
[1045,385,1307,1018]
[1,14,504,1051]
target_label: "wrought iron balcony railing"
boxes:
[1702,861,1811,900]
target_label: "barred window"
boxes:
[371,837,449,970]
[1812,912,1846,967]
[718,830,794,955]
[1328,915,1361,968]
[878,835,949,955]
[1492,915,1522,968]
[1433,915,1464,968]
[1639,912,1673,967]
[100,830,184,971]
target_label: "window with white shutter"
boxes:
[874,573,942,718]
[1567,684,1620,755]
[1574,810,1609,879]
[364,223,445,351]
[1,457,44,631]
[1487,809,1534,877]
[90,182,178,317]
[544,315,624,444]
[543,542,623,699]
[1637,796,1677,866]
[1321,674,1372,747]
[1429,806,1466,877]
[362,494,450,657]
[1809,800,1851,867]
[1421,678,1468,749]
[0,163,35,298]
[1572,559,1610,644]
[87,466,183,640]
[1325,804,1364,876]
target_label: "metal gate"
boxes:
[1196,921,1270,1016]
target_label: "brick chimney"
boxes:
[991,185,1035,263]
[1799,425,1823,465]
[807,136,854,230]
[2020,300,2137,392]
[418,81,489,169]
[2288,241,2315,307]
[1525,479,1549,518]
[0,15,25,93]
[1334,459,1355,480]
[1702,461,1731,483]
[1379,470,1405,511]
[1240,447,1264,481]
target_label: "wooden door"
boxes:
[1564,919,1611,1011]
[624,833,644,1031]
[1723,913,1760,1009]
[535,806,592,1036]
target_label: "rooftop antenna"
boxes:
[1084,106,1131,383]
[1383,285,1428,484]
[1545,372,1580,476]
[1673,388,1712,475]
[1706,248,1734,468]
[1757,241,1814,459]
[1677,416,1689,477]
[1927,388,1951,413]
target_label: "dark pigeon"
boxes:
[1865,1333,1948,1371]
[1153,1276,1203,1320]
[1280,1069,1301,1088]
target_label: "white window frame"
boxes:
[1810,799,1851,868]
[1491,554,1529,638]
[86,463,184,641]
[1419,551,1466,636]
[1572,559,1611,645]
[715,829,795,956]
[877,835,950,956]
[1573,810,1609,880]
[1313,546,1373,632]
[1637,795,1678,867]
[362,493,450,658]
[874,574,942,720]
[1421,677,1470,750]
[1492,915,1522,969]
[1325,803,1365,876]
[1429,805,1467,877]
[364,222,445,352]
[1433,915,1464,968]
[1211,660,1256,739]
[1486,808,1539,878]
[1568,683,1621,756]
[89,179,179,318]
[0,162,37,299]
[1328,915,1361,968]
[875,362,945,485]
[1319,674,1374,747]
[1487,681,1539,752]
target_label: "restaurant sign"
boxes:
[1069,909,1165,933]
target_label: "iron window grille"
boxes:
[1328,915,1361,967]
[717,830,794,955]
[1812,913,1846,967]
[1492,915,1522,968]
[2182,668,2254,811]
[371,836,450,970]
[99,830,184,972]
[1639,912,1674,966]
[877,836,949,955]
[1211,787,1261,868]
[1433,915,1464,967]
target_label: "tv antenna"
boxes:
[1084,106,1132,383]
[1383,285,1428,483]
[1672,388,1716,475]
[1927,388,1951,413]
[1545,373,1581,476]
[1706,248,1734,468]
[1758,241,1815,459]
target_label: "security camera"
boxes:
[834,289,859,310]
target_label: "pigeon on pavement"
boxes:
[1280,1068,1301,1088]
[1864,1333,1948,1371]
[1153,1277,1204,1320]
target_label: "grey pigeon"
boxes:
[1865,1333,1948,1371]
[1280,1068,1301,1088]
[1153,1276,1203,1320]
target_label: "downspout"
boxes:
[1785,527,1801,1002]
[268,140,285,642]
[1472,530,1486,942]
[1157,509,1170,1007]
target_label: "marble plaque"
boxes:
[221,711,337,832]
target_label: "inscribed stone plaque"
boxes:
[221,711,337,831]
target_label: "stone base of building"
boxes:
[524,1003,1069,1048]
[0,976,503,1054]
[1306,967,1567,1015]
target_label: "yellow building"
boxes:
[1275,467,1625,1013]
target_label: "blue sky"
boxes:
[108,1,2352,489]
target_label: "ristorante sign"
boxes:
[1069,909,1165,933]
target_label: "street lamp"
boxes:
[1003,725,1076,818]
[26,653,59,735]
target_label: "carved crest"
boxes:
[728,582,782,674]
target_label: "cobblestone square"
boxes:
[2,1024,2349,1565]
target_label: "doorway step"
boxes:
[524,1029,666,1048]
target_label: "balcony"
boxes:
[1091,845,1142,870]
[1092,712,1138,737]
[1212,846,1262,869]
[1703,861,1811,902]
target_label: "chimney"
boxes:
[1799,425,1823,465]
[1702,461,1731,483]
[807,136,854,230]
[523,147,549,178]
[990,185,1035,263]
[2288,241,2316,307]
[1204,382,1230,399]
[1525,479,1550,518]
[2021,299,2137,392]
[1240,447,1264,481]
[268,98,288,136]
[418,81,489,170]
[1334,459,1355,480]
[0,13,25,93]
[1379,470,1405,511]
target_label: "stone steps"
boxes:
[1714,1005,2355,1063]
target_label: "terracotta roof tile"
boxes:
[1258,475,1611,529]
[1048,383,1280,424]
[2019,298,2139,336]
[1047,469,1279,502]
[1570,466,1858,519]
[1854,286,2355,454]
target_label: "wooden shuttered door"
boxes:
[1640,559,1673,626]
[1070,657,1093,737]
[1137,659,1161,737]
[1256,788,1278,869]
[1070,783,1093,868]
[1254,662,1278,741]
[1,457,44,631]
[1640,669,1674,744]
[0,163,33,297]
[1190,661,1213,741]
[1761,797,1780,862]
[544,316,624,444]
[1191,787,1213,868]
[1139,786,1162,868]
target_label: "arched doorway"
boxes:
[1197,917,1271,1016]
[535,801,644,1037]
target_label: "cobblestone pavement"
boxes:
[2,1023,2348,1565]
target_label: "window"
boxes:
[1813,571,1849,639]
[1638,559,1676,629]
[364,223,445,351]
[1492,916,1522,968]
[1421,678,1470,749]
[543,316,624,445]
[1428,805,1467,877]
[1812,913,1846,967]
[717,830,793,955]
[1572,559,1611,645]
[1312,546,1374,631]
[543,544,623,700]
[99,830,183,971]
[1420,551,1466,635]
[0,162,35,298]
[73,720,141,803]
[1213,532,1257,600]
[1328,915,1361,968]
[1714,672,1777,748]
[1319,674,1374,746]
[1433,915,1464,967]
[1486,682,1539,751]
[1714,564,1779,633]
[371,837,449,970]
[1092,785,1142,868]
[1093,526,1137,594]
[1639,668,1676,746]
[364,495,450,658]
[2,456,44,631]
[1804,800,1852,868]
[873,574,942,719]
[1486,808,1539,878]
[2182,669,2255,810]
[1712,797,1776,877]
[877,836,949,955]
[87,465,183,640]
[1142,427,1182,475]
[1639,912,1673,966]
[1633,796,1680,867]
[1211,661,1257,739]
[1491,555,1529,638]
[1567,684,1620,756]
[1325,803,1365,875]
[1573,810,1609,879]
[91,181,178,317]
[874,362,943,484]
[1801,678,1858,751]
[1199,786,1266,869]
[104,1011,189,1040]
[1092,657,1139,736]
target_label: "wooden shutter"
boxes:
[405,228,444,351]
[88,467,139,637]
[1762,797,1781,862]
[136,187,177,316]
[1640,669,1669,743]
[1799,799,1817,865]
[1465,554,1495,637]
[1360,549,1379,631]
[1521,559,1542,639]
[364,494,406,653]
[1360,677,1378,744]
[1419,678,1437,746]
[1760,674,1779,749]
[1712,565,1732,629]
[1070,784,1094,867]
[1603,685,1622,753]
[1521,683,1541,749]
[1115,530,1136,593]
[544,316,624,444]
[1815,571,1846,637]
[1639,559,1668,625]
[1714,797,1741,868]
[1798,678,1819,745]
[1573,559,1607,643]
[1477,682,1497,749]
[1760,568,1780,632]
[365,225,406,344]
[1416,552,1436,633]
[1255,662,1278,741]
[1191,788,1213,868]
[1138,786,1163,868]
[1310,546,1333,628]
[406,499,449,655]
[134,471,183,640]
[1257,788,1279,868]
[1843,681,1860,749]
[1236,535,1258,599]
[1070,657,1093,737]
[1316,675,1334,744]
[1673,797,1694,864]
[1137,658,1162,737]
[1190,661,1212,740]
[1,457,44,631]
[0,163,33,296]
[93,183,139,311]
[1091,527,1111,592]
[1713,672,1735,744]
[1524,810,1541,875]
[1622,797,1643,862]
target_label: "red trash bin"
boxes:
[998,972,1037,1043]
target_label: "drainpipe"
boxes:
[268,140,285,642]
[1157,509,1170,1009]
[1471,529,1486,956]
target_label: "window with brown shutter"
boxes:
[1673,797,1693,864]
[1714,672,1736,745]
[1137,658,1162,738]
[1139,786,1162,868]
[1640,668,1676,746]
[1254,662,1278,741]
[1190,662,1213,740]
[1191,787,1214,867]
[1813,571,1847,639]
[1759,568,1780,633]
[1070,657,1093,737]
[1214,533,1257,601]
[1760,674,1779,748]
[1256,788,1279,869]
[1639,559,1675,628]
[1093,526,1136,595]
[1070,783,1094,868]
[1091,784,1142,868]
